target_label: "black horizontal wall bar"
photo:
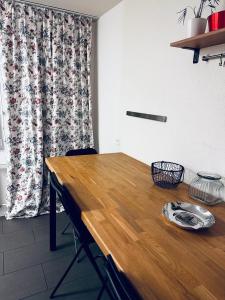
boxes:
[126,111,167,123]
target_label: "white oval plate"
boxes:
[162,201,215,230]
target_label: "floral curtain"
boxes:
[0,0,94,219]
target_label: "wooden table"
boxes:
[45,153,225,300]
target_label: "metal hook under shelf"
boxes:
[202,52,225,62]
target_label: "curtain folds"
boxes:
[0,0,94,218]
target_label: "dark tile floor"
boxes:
[0,212,110,300]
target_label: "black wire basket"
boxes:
[151,161,184,189]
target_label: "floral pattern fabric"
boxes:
[0,0,94,219]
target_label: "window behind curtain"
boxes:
[0,47,6,150]
[0,49,4,150]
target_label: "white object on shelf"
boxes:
[187,18,207,38]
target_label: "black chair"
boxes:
[97,255,141,300]
[50,172,80,254]
[50,182,112,299]
[60,148,98,235]
[66,148,98,157]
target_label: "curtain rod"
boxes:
[14,0,98,20]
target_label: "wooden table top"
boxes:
[45,153,225,300]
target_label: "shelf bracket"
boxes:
[193,49,200,64]
[183,47,200,64]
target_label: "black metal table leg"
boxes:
[50,180,57,251]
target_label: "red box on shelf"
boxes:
[208,10,225,32]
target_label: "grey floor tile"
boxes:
[0,252,3,275]
[31,212,68,229]
[0,229,35,252]
[0,217,3,233]
[1,212,109,300]
[2,217,32,234]
[0,265,47,300]
[42,252,100,289]
[32,225,51,242]
[31,213,49,226]
[21,274,111,300]
[32,212,71,242]
[4,233,75,274]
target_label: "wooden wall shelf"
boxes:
[170,27,225,63]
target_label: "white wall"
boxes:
[97,2,123,152]
[98,0,225,182]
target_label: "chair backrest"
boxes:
[50,172,63,198]
[66,148,97,156]
[50,172,71,214]
[105,255,141,300]
[50,148,97,218]
[61,185,92,243]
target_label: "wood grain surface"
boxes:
[170,27,225,49]
[46,153,225,300]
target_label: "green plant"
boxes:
[178,0,220,24]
